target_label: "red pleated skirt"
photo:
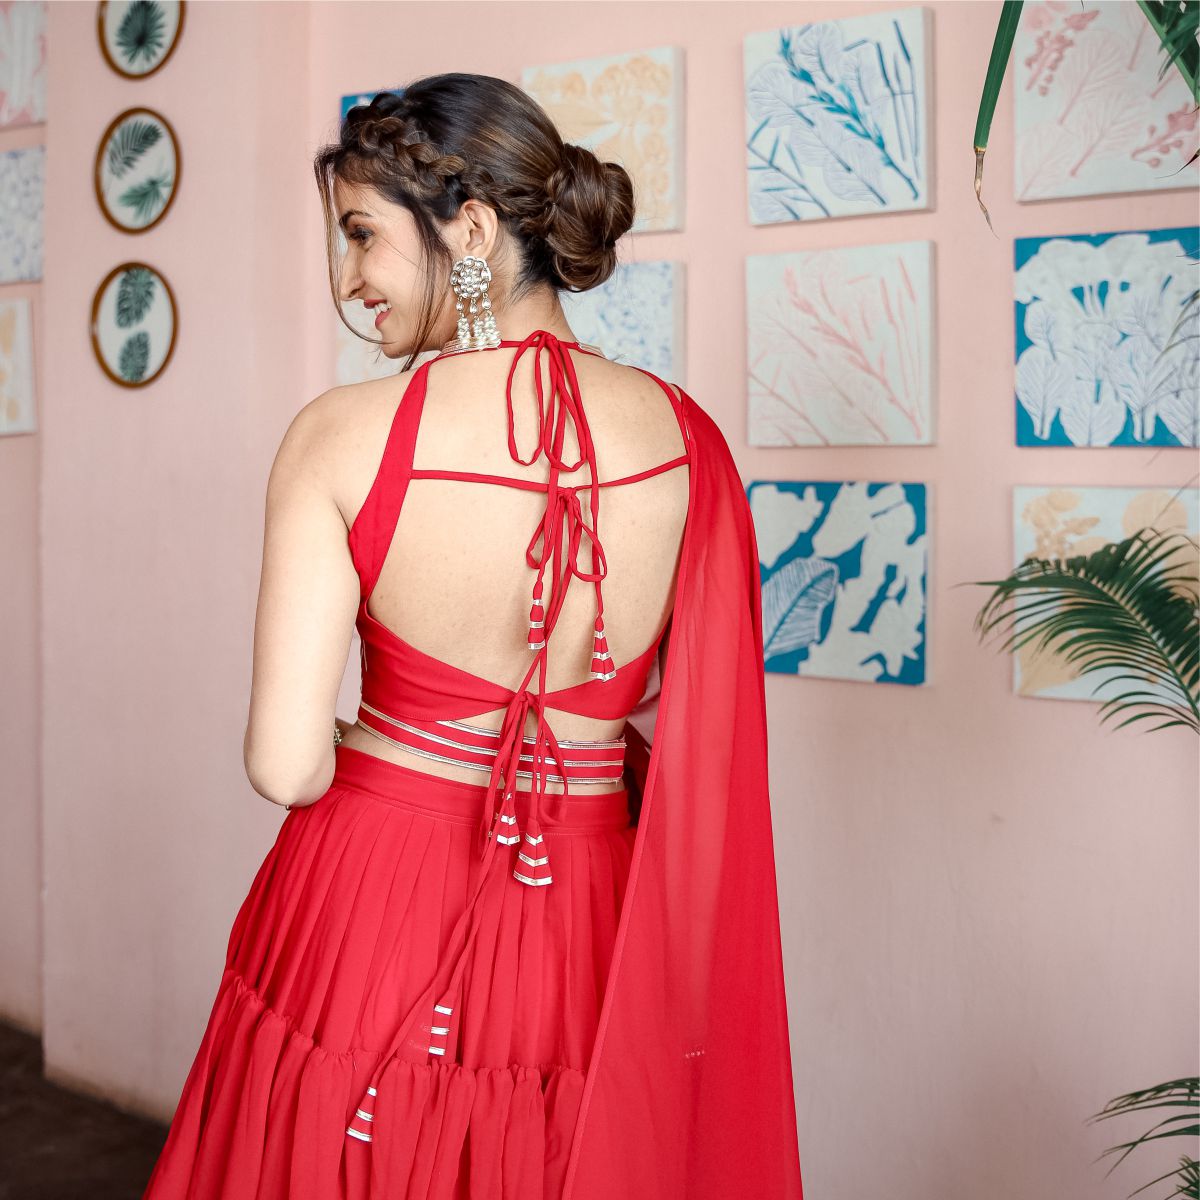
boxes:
[142,745,636,1200]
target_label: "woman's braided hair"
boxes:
[314,74,635,371]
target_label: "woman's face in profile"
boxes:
[334,180,444,358]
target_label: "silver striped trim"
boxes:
[431,1025,450,1035]
[360,705,502,755]
[496,833,521,845]
[360,707,624,766]
[367,1086,378,1096]
[434,1004,453,1015]
[528,619,544,628]
[518,852,550,866]
[429,1045,446,1056]
[355,1108,374,1122]
[346,1128,373,1143]
[499,814,516,824]
[438,718,626,750]
[513,871,553,886]
[355,720,623,784]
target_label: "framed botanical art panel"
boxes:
[1014,0,1199,201]
[748,480,929,685]
[522,46,685,234]
[1014,226,1199,448]
[744,7,932,224]
[747,241,934,446]
[1012,484,1199,701]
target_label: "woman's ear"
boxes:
[456,198,500,259]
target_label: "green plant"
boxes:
[972,524,1200,1197]
[974,527,1199,733]
[973,0,1200,230]
[1089,1079,1200,1200]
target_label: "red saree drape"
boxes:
[563,391,804,1199]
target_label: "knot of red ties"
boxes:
[475,330,614,888]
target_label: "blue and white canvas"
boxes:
[0,144,43,283]
[743,7,931,225]
[560,260,684,381]
[748,481,928,685]
[1014,227,1200,447]
[1012,485,1199,701]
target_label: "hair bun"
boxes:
[541,143,634,292]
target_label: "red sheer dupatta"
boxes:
[564,393,804,1198]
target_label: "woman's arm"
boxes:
[243,390,360,808]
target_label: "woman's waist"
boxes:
[331,744,631,831]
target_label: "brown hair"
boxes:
[314,73,636,373]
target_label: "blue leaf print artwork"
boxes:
[1014,227,1200,448]
[762,557,840,658]
[748,481,929,685]
[743,7,931,224]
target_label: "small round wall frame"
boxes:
[90,261,179,389]
[97,0,186,79]
[94,106,181,234]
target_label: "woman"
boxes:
[143,74,802,1200]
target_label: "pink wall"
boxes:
[0,107,42,1028]
[17,2,1198,1197]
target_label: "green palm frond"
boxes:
[1137,1,1200,101]
[1163,286,1200,357]
[1088,1077,1200,1199]
[972,527,1200,734]
[972,0,1024,235]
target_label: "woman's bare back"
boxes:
[333,344,690,789]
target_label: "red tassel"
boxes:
[346,1084,378,1143]
[494,810,521,845]
[590,616,615,681]
[488,791,521,846]
[528,579,546,650]
[427,999,454,1058]
[512,821,552,886]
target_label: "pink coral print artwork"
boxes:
[1015,0,1198,201]
[747,241,934,447]
[0,1,46,129]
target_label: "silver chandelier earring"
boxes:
[442,254,502,353]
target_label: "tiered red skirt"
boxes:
[142,745,636,1199]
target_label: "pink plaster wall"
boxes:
[0,163,42,1032]
[18,2,1199,1197]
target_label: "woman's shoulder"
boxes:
[278,369,425,531]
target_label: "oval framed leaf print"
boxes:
[94,107,181,233]
[97,1,186,80]
[90,262,178,388]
